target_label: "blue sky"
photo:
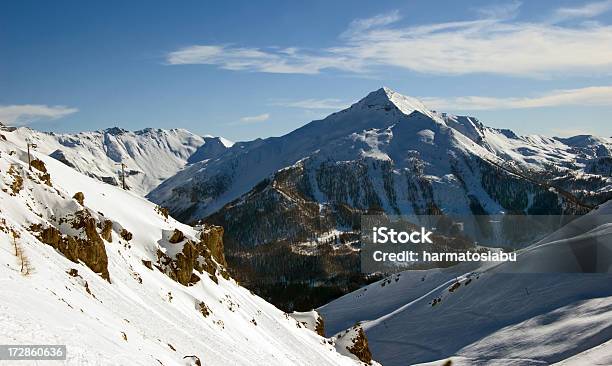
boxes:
[2,0,612,141]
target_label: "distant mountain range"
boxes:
[148,87,611,225]
[2,87,611,311]
[1,125,232,195]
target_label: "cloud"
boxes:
[166,4,612,78]
[270,98,348,110]
[340,10,402,38]
[0,104,78,126]
[551,0,612,23]
[239,113,270,123]
[475,0,522,20]
[167,45,361,75]
[421,86,612,110]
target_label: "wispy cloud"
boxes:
[270,98,348,110]
[475,0,522,20]
[239,113,270,123]
[422,86,612,110]
[167,45,361,74]
[551,0,612,23]
[0,104,78,126]
[166,3,612,78]
[340,10,402,38]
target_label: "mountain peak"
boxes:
[103,127,129,136]
[358,87,433,118]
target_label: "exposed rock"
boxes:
[67,268,79,277]
[120,229,133,241]
[174,241,198,284]
[40,227,62,247]
[168,229,185,243]
[100,220,113,242]
[197,301,211,317]
[346,327,372,364]
[315,315,325,337]
[30,159,47,173]
[155,224,228,286]
[35,211,110,281]
[8,165,23,195]
[183,355,202,366]
[141,259,153,270]
[73,192,85,205]
[39,173,52,187]
[155,205,169,219]
[200,225,226,267]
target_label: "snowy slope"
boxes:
[1,126,231,196]
[319,202,612,366]
[0,137,366,365]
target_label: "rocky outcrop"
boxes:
[315,315,325,337]
[73,192,85,206]
[8,165,23,195]
[156,224,228,286]
[120,229,133,241]
[346,327,372,364]
[168,229,185,243]
[200,225,226,267]
[100,220,113,242]
[197,301,211,317]
[30,159,47,173]
[35,211,110,281]
[30,159,52,186]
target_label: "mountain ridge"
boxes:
[1,125,231,196]
[148,87,611,222]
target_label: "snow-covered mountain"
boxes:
[0,133,370,365]
[0,125,232,196]
[319,201,612,365]
[146,87,610,310]
[150,87,610,227]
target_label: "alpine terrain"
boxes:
[147,87,612,310]
[0,124,232,196]
[0,130,373,365]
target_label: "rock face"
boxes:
[30,159,47,173]
[120,229,133,241]
[100,220,113,242]
[73,192,85,205]
[346,328,372,364]
[168,229,185,244]
[315,315,325,337]
[36,210,110,281]
[156,224,228,286]
[200,225,226,267]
